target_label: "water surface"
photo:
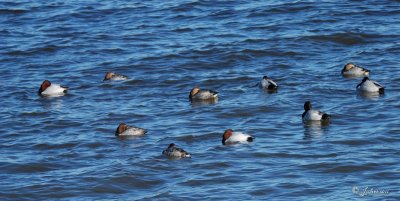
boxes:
[1,0,399,200]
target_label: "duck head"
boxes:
[304,101,312,111]
[222,129,233,145]
[38,80,51,95]
[115,123,128,136]
[189,87,200,99]
[104,72,115,81]
[343,63,355,72]
[167,143,176,149]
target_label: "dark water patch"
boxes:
[192,161,231,169]
[19,111,49,117]
[324,164,380,173]
[171,27,193,33]
[269,152,338,159]
[302,33,393,45]
[3,162,59,174]
[181,175,243,186]
[42,120,84,129]
[33,142,78,150]
[0,9,28,15]
[329,139,377,146]
[250,187,279,196]
[5,45,62,56]
[241,49,298,57]
[167,132,218,144]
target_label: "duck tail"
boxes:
[322,114,330,120]
[267,84,277,90]
[247,137,254,142]
[379,88,385,94]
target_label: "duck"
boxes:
[259,75,278,90]
[38,80,68,96]
[162,143,191,158]
[189,87,218,100]
[341,63,370,77]
[302,101,330,122]
[103,72,128,81]
[222,129,254,145]
[356,77,384,94]
[115,123,147,136]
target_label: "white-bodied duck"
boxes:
[189,87,218,101]
[38,80,68,96]
[341,63,370,77]
[104,72,128,81]
[222,129,254,145]
[259,75,278,90]
[115,123,147,136]
[356,77,384,94]
[302,101,330,122]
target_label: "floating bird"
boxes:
[104,72,128,81]
[341,63,370,77]
[115,123,147,136]
[302,101,330,122]
[38,80,68,96]
[259,75,278,90]
[356,77,384,94]
[189,87,218,101]
[222,129,254,145]
[162,143,191,158]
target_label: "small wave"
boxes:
[0,9,28,15]
[302,32,390,45]
[3,162,58,174]
[5,45,61,56]
[241,49,298,57]
[171,27,193,33]
[324,164,378,173]
[34,142,78,150]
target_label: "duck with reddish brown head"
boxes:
[38,80,68,96]
[189,87,218,101]
[115,123,147,136]
[341,63,370,77]
[103,72,128,81]
[222,129,254,145]
[162,143,191,158]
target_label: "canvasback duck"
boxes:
[222,129,254,145]
[341,63,370,77]
[302,101,330,122]
[115,123,147,136]
[38,80,68,96]
[162,143,191,158]
[356,77,384,94]
[189,87,218,100]
[259,75,278,90]
[103,72,128,81]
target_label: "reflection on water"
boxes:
[342,74,366,79]
[303,121,330,140]
[261,88,278,94]
[39,96,65,110]
[356,91,384,101]
[190,98,218,107]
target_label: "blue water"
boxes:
[1,0,399,200]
